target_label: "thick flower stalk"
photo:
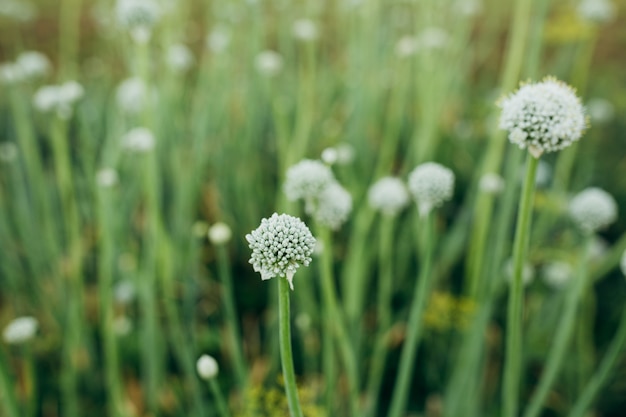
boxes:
[499,76,587,417]
[247,214,315,417]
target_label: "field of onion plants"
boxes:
[1,0,625,416]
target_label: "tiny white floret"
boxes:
[197,354,219,379]
[3,316,38,344]
[569,187,617,233]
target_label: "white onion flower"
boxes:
[114,280,136,304]
[0,0,36,22]
[498,77,587,157]
[96,168,119,187]
[292,18,319,41]
[479,173,505,194]
[15,51,50,79]
[542,261,573,289]
[311,182,353,230]
[196,354,219,380]
[569,187,617,233]
[246,213,315,290]
[115,0,161,42]
[208,222,232,245]
[3,316,38,344]
[408,162,455,216]
[283,159,335,202]
[121,127,155,152]
[207,25,231,53]
[368,177,410,216]
[33,81,84,119]
[395,36,418,58]
[166,43,194,72]
[116,77,147,114]
[586,98,614,124]
[577,0,615,23]
[255,50,283,76]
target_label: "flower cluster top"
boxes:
[498,77,587,156]
[408,162,455,216]
[246,213,316,290]
[284,158,353,230]
[568,187,617,234]
[368,176,410,216]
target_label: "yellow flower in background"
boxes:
[234,378,326,417]
[544,10,594,44]
[423,292,477,332]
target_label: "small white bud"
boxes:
[208,222,232,245]
[196,354,219,379]
[3,316,38,344]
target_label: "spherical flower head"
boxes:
[246,213,316,290]
[395,36,418,58]
[208,222,232,245]
[207,25,231,53]
[311,182,353,230]
[255,50,283,76]
[115,0,160,29]
[121,127,155,152]
[498,77,587,156]
[577,0,615,24]
[368,176,410,216]
[479,172,505,194]
[542,261,573,289]
[196,354,219,380]
[167,43,194,72]
[3,316,38,344]
[97,168,119,187]
[283,159,336,202]
[408,162,455,216]
[568,187,617,233]
[116,77,147,114]
[0,62,23,84]
[292,18,319,41]
[16,51,51,79]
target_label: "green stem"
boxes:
[522,238,593,417]
[568,306,626,417]
[278,277,304,417]
[502,152,539,417]
[216,245,248,388]
[208,378,231,417]
[317,226,360,416]
[387,211,436,417]
[363,215,395,417]
[0,349,19,417]
[58,0,82,78]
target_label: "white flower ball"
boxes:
[542,261,573,289]
[408,162,455,216]
[312,182,353,230]
[620,249,626,277]
[246,213,316,290]
[167,43,194,72]
[577,0,615,23]
[499,77,587,156]
[196,354,219,380]
[116,77,147,114]
[16,51,50,79]
[121,127,155,152]
[97,168,119,187]
[569,187,617,233]
[208,222,232,245]
[292,18,319,41]
[3,316,38,344]
[283,159,335,202]
[479,173,505,194]
[254,50,283,76]
[207,25,231,53]
[504,259,535,287]
[368,177,410,216]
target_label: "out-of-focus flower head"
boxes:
[283,159,335,202]
[577,0,615,24]
[586,98,615,124]
[542,261,573,289]
[166,43,194,72]
[207,24,231,53]
[569,187,617,234]
[3,316,38,344]
[196,354,219,379]
[479,173,505,194]
[121,127,155,152]
[116,77,147,115]
[15,51,51,79]
[115,0,161,43]
[255,50,283,77]
[33,81,84,119]
[368,176,410,216]
[408,162,455,216]
[208,222,232,245]
[292,18,319,41]
[310,182,353,230]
